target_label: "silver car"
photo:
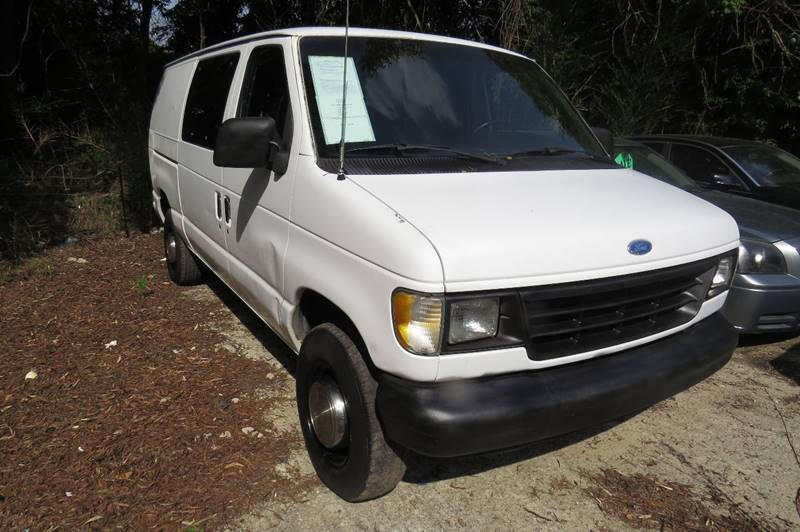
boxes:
[616,139,800,334]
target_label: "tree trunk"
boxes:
[302,0,315,25]
[1,0,20,141]
[139,0,154,101]
[199,11,206,49]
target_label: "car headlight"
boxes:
[738,239,787,274]
[392,291,443,355]
[448,297,499,344]
[707,254,736,298]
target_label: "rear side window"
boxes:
[238,46,291,141]
[182,53,240,149]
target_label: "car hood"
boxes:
[770,182,800,195]
[348,169,739,290]
[746,184,800,209]
[694,190,800,243]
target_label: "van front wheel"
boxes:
[296,323,406,501]
[164,211,202,286]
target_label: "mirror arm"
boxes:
[268,140,289,175]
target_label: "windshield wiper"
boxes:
[508,147,579,156]
[501,146,609,162]
[346,143,502,164]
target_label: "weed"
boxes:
[133,274,150,296]
[27,257,54,276]
[10,256,55,281]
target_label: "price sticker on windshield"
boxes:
[308,56,376,145]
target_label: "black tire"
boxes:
[296,323,406,501]
[164,211,202,286]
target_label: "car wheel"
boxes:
[164,210,202,286]
[296,323,406,501]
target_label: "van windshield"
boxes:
[299,37,605,162]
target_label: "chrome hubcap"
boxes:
[308,377,348,449]
[166,234,177,263]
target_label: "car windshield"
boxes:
[725,144,800,187]
[613,144,699,191]
[299,36,605,160]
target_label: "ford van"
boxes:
[149,27,740,501]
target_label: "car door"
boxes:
[178,52,240,279]
[668,143,750,193]
[219,39,296,330]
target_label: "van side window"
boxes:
[238,46,291,141]
[182,53,240,149]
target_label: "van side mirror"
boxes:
[214,117,288,174]
[591,127,614,156]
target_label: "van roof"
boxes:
[165,26,527,68]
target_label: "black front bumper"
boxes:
[376,313,737,458]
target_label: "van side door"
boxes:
[220,39,296,330]
[177,52,240,279]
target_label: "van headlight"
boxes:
[448,297,499,344]
[392,290,525,355]
[707,254,737,298]
[738,239,786,274]
[392,291,443,355]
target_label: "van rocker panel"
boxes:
[376,312,736,458]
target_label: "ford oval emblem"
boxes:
[628,239,653,256]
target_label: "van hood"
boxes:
[349,168,739,290]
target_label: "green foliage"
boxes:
[1,0,159,261]
[2,0,800,263]
[132,274,151,296]
[720,0,746,15]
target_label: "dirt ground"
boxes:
[2,233,800,530]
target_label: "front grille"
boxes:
[521,257,718,360]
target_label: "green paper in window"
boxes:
[308,56,376,145]
[614,152,634,169]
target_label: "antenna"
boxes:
[336,0,350,181]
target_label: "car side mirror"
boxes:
[213,116,288,174]
[591,127,614,157]
[711,173,740,189]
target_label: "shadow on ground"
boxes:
[402,413,639,484]
[737,331,799,347]
[772,343,800,385]
[204,274,297,376]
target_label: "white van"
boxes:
[149,27,740,501]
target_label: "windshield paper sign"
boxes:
[614,152,634,169]
[308,56,376,145]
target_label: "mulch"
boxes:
[0,233,315,530]
[584,468,765,531]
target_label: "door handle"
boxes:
[224,195,231,226]
[215,191,222,221]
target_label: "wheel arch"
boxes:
[293,288,374,368]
